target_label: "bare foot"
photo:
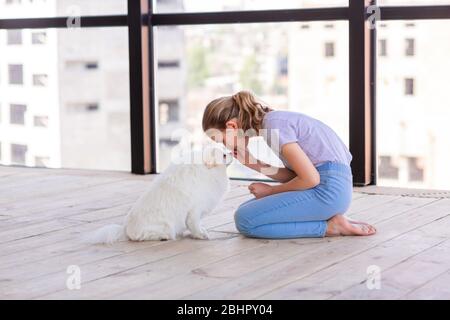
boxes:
[346,218,372,226]
[326,215,376,237]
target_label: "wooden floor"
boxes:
[1,165,449,300]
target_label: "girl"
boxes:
[202,90,376,238]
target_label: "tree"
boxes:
[188,45,209,88]
[239,54,263,95]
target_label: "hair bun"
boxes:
[203,90,270,132]
[232,92,243,103]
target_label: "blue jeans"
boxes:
[234,161,353,239]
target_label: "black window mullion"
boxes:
[0,15,127,29]
[349,0,376,186]
[151,7,349,26]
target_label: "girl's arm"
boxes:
[235,147,297,183]
[270,142,320,193]
[248,143,320,199]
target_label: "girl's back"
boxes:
[262,110,352,169]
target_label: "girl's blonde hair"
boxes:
[202,90,272,132]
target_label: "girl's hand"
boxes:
[248,183,273,199]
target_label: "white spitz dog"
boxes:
[89,145,233,244]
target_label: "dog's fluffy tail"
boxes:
[86,224,128,244]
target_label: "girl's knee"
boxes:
[234,205,255,236]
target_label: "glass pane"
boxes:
[0,0,127,18]
[379,0,450,5]
[0,27,131,171]
[155,0,348,13]
[155,22,349,179]
[376,20,450,190]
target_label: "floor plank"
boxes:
[404,269,450,300]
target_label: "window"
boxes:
[158,61,180,68]
[278,56,288,77]
[85,62,99,70]
[10,104,27,125]
[155,22,349,176]
[404,78,415,96]
[86,103,99,111]
[8,64,24,85]
[405,38,415,56]
[377,20,450,190]
[408,157,424,182]
[33,74,48,86]
[159,100,180,125]
[378,156,399,180]
[65,61,100,70]
[379,39,387,57]
[1,27,131,171]
[34,115,48,128]
[7,29,22,45]
[325,42,335,58]
[11,144,28,165]
[31,32,47,45]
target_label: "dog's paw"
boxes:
[191,230,210,240]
